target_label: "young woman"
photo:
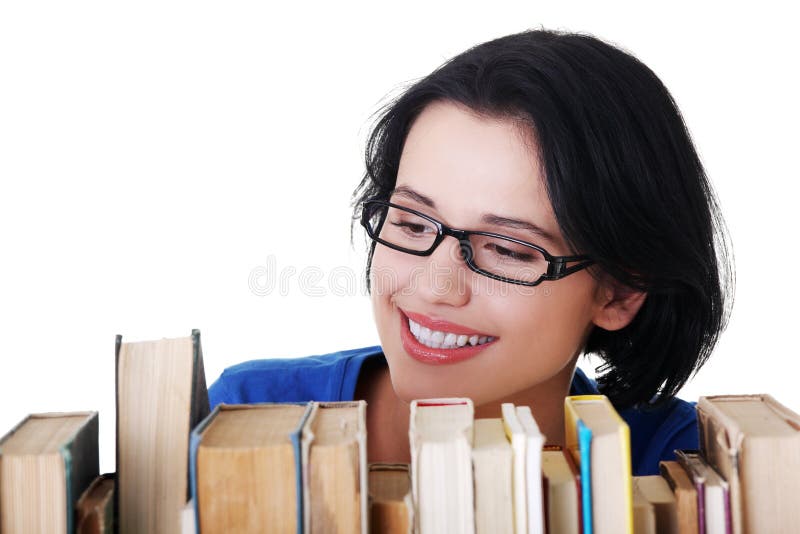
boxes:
[208,29,733,476]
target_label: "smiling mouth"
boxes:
[406,316,495,349]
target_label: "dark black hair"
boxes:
[351,29,735,409]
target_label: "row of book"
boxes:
[1,330,799,533]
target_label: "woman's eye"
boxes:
[490,243,536,262]
[392,221,431,235]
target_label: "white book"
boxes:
[517,406,545,534]
[501,403,527,534]
[472,418,514,534]
[409,398,475,534]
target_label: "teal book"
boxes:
[189,402,313,534]
[115,329,210,534]
[577,420,593,534]
[0,411,99,533]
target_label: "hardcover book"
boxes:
[565,395,633,534]
[472,418,514,534]
[542,446,580,534]
[409,398,474,534]
[368,463,413,534]
[190,402,312,534]
[116,330,210,534]
[300,401,368,534]
[697,394,800,534]
[659,460,698,534]
[675,449,731,534]
[76,472,115,534]
[0,411,99,534]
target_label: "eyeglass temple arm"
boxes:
[545,257,595,279]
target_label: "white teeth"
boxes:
[443,333,458,347]
[407,317,494,349]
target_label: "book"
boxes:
[0,411,99,534]
[659,461,698,534]
[541,446,581,534]
[115,330,210,534]
[632,476,656,534]
[76,472,115,534]
[697,394,800,534]
[409,398,475,534]
[190,402,312,534]
[517,406,545,534]
[300,401,368,534]
[368,463,413,534]
[472,418,514,534]
[633,475,678,534]
[565,395,633,534]
[501,403,528,534]
[181,498,196,534]
[675,449,730,534]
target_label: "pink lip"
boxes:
[399,310,496,365]
[402,310,491,337]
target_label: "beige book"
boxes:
[501,403,527,534]
[697,394,800,534]
[472,418,514,534]
[116,330,209,534]
[409,398,474,534]
[76,473,115,534]
[193,403,312,534]
[301,401,368,534]
[0,411,99,534]
[368,463,413,534]
[632,477,656,534]
[541,446,580,534]
[659,461,698,534]
[634,475,678,534]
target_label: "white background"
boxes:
[1,1,798,472]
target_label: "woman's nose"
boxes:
[416,236,472,307]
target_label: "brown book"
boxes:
[115,330,209,534]
[697,394,800,534]
[369,463,413,534]
[659,461,698,534]
[301,401,368,534]
[191,403,312,534]
[541,445,580,534]
[632,477,656,534]
[0,411,99,534]
[633,475,678,534]
[76,473,115,534]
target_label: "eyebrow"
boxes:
[390,185,559,245]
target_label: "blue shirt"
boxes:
[208,345,698,476]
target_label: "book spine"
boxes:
[577,420,592,534]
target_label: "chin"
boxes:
[385,358,492,405]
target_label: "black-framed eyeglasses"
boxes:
[360,199,594,287]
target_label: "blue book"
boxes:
[189,402,313,533]
[577,420,593,534]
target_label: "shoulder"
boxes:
[208,345,383,408]
[571,367,698,476]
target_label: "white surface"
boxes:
[1,2,797,473]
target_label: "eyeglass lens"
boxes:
[366,203,547,284]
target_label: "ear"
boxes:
[591,277,648,331]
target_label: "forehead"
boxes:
[395,101,563,247]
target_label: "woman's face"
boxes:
[370,100,605,406]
